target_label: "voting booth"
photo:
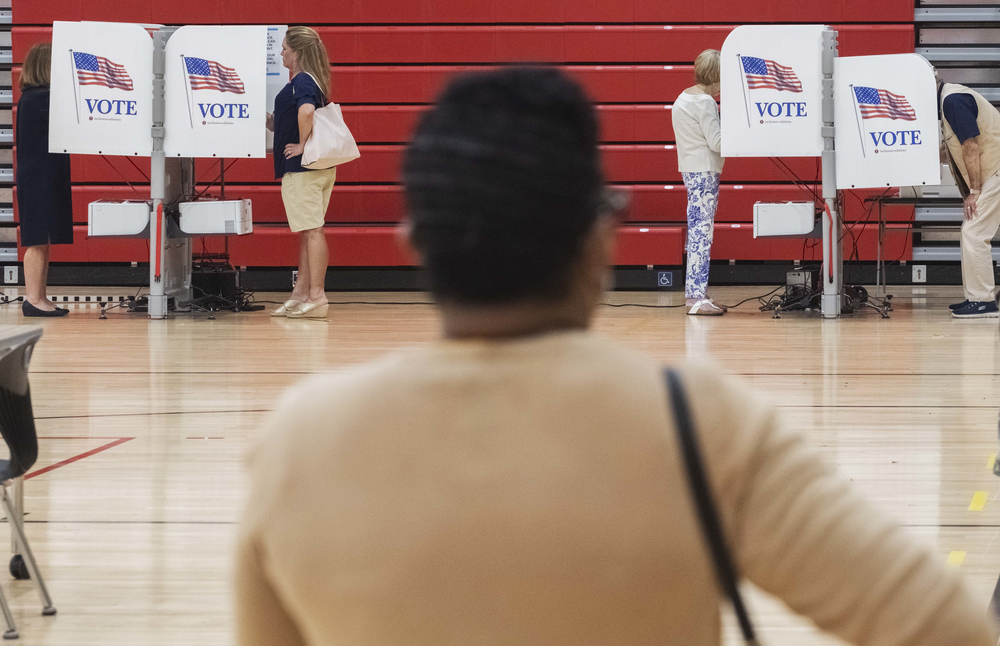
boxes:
[49,21,271,319]
[721,26,938,319]
[834,54,939,191]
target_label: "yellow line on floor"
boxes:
[947,551,967,567]
[989,454,997,470]
[969,491,989,511]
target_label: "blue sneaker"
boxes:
[949,300,970,311]
[951,300,1000,318]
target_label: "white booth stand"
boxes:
[49,22,267,320]
[721,27,939,319]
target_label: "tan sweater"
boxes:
[236,331,996,646]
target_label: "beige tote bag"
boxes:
[300,72,361,170]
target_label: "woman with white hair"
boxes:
[672,49,725,316]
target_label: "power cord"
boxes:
[718,285,784,309]
[255,286,788,311]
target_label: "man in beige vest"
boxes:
[940,76,1000,317]
[235,68,998,646]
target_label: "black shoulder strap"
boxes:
[664,368,759,644]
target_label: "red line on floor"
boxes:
[25,438,135,480]
[37,437,129,440]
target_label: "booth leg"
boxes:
[821,196,842,319]
[820,29,840,319]
[149,30,169,320]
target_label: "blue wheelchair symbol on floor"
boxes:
[657,272,673,288]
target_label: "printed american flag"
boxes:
[184,57,245,94]
[741,56,803,93]
[73,52,133,91]
[853,86,916,121]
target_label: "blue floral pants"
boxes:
[682,171,721,300]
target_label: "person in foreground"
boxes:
[15,43,71,317]
[235,67,997,646]
[938,72,1000,318]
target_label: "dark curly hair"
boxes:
[403,66,605,305]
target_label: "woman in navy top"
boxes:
[266,27,335,319]
[15,43,70,317]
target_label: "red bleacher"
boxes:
[11,1,917,25]
[10,1,917,268]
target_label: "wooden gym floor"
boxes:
[0,285,998,645]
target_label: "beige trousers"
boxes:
[961,169,1000,302]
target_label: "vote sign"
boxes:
[164,26,267,158]
[265,25,288,151]
[721,25,826,158]
[834,54,939,190]
[49,21,154,156]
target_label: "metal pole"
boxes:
[737,54,752,129]
[181,55,195,129]
[149,31,170,320]
[8,477,21,558]
[69,50,80,124]
[821,29,841,319]
[850,84,866,159]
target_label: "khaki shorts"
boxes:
[281,167,337,232]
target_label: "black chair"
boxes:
[0,326,56,640]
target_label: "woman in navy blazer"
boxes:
[15,43,71,317]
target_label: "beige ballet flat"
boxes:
[286,302,329,319]
[271,299,303,317]
[686,299,725,316]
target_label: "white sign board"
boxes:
[49,21,153,156]
[834,54,939,190]
[266,26,288,111]
[721,25,826,158]
[164,26,268,158]
[266,25,288,151]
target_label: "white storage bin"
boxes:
[88,201,152,238]
[179,199,252,236]
[753,202,816,238]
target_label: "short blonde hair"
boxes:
[285,26,331,101]
[694,49,720,87]
[20,43,51,90]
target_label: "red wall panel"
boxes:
[341,104,673,145]
[82,0,151,23]
[16,223,689,266]
[224,0,288,23]
[11,29,52,63]
[319,25,907,65]
[627,186,914,224]
[615,227,684,265]
[53,146,821,185]
[16,103,676,146]
[17,226,150,263]
[12,0,915,269]
[13,25,912,65]
[330,66,692,105]
[47,184,910,227]
[224,225,684,267]
[12,0,81,24]
[711,224,911,262]
[30,0,903,26]
[635,0,914,23]
[228,227,413,267]
[149,0,221,24]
